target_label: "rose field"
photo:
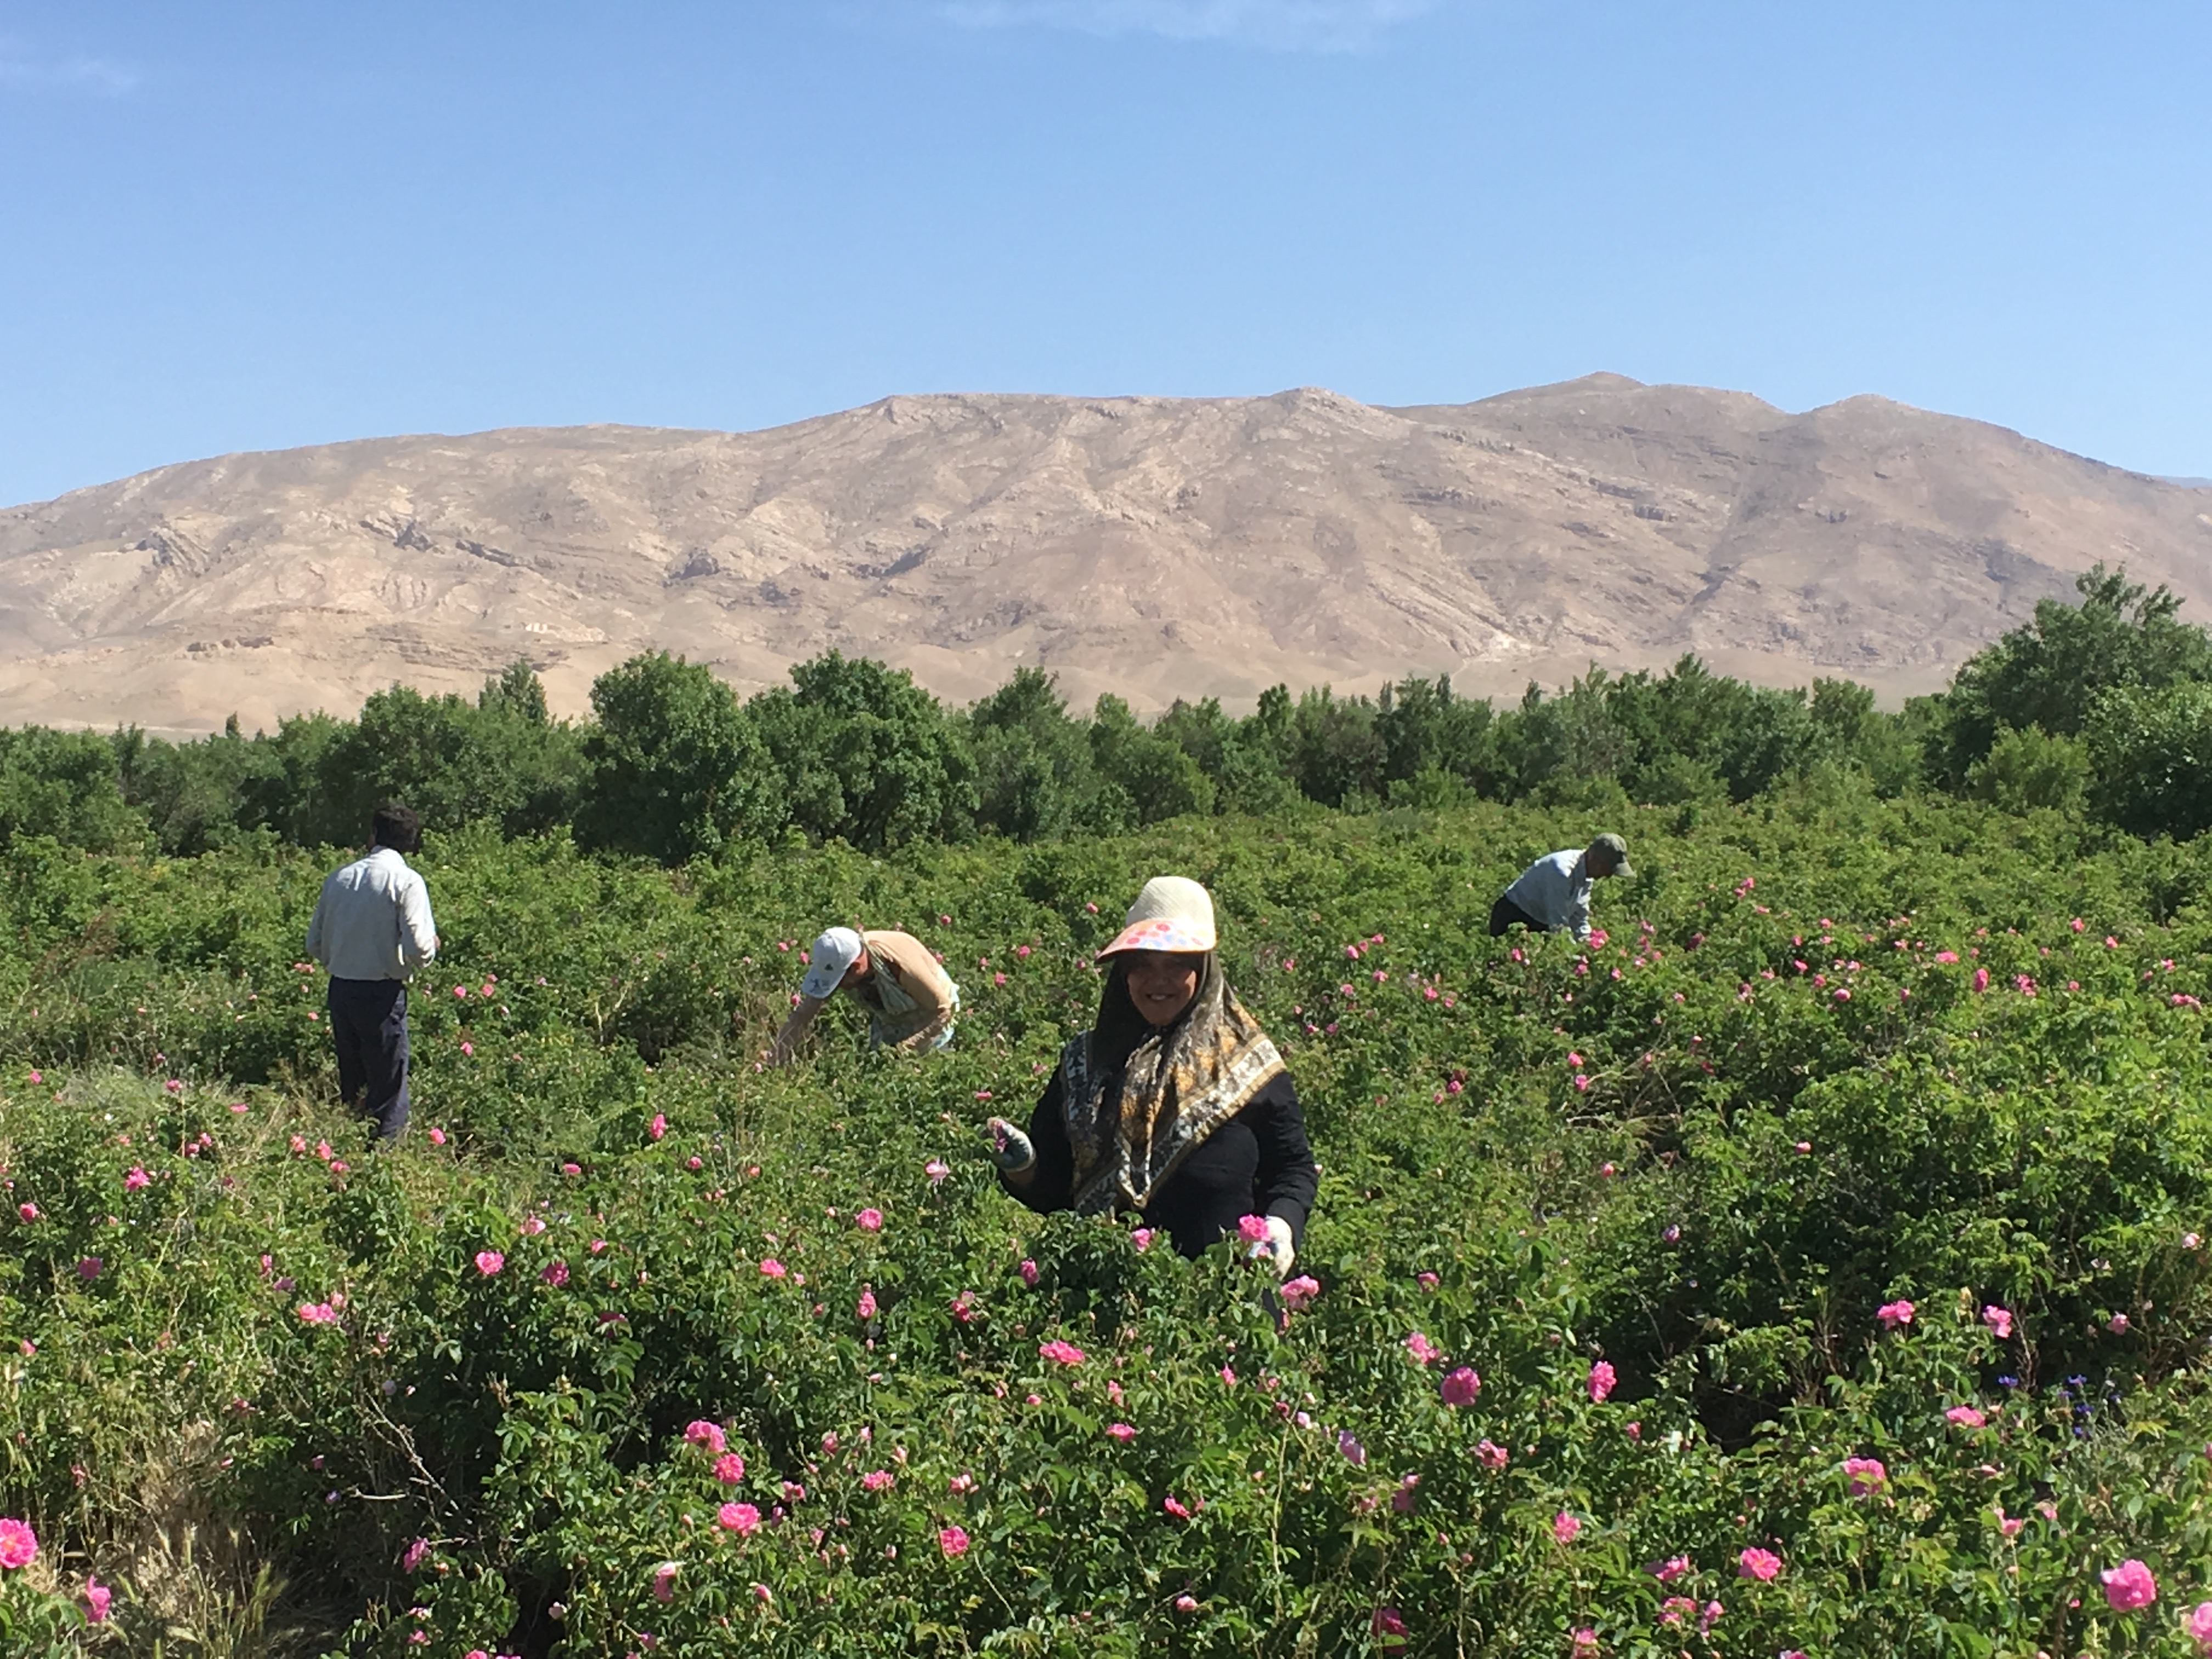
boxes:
[5,786,2212,1656]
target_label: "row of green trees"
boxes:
[4,565,2210,861]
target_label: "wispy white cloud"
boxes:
[0,40,142,96]
[940,0,1437,52]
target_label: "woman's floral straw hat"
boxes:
[1098,875,1217,957]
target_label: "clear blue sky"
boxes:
[3,2,2208,507]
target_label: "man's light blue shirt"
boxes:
[1504,849,1594,942]
[306,847,439,982]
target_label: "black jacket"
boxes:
[1006,1065,1318,1258]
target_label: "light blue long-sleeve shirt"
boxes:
[306,847,439,981]
[1503,849,1594,942]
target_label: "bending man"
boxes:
[768,926,960,1065]
[1490,833,1634,945]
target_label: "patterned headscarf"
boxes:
[1059,952,1285,1216]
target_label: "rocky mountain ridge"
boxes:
[4,374,2209,732]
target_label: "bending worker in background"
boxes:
[983,876,1317,1274]
[305,802,439,1141]
[768,926,960,1065]
[1489,832,1634,945]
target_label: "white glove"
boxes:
[1246,1215,1295,1278]
[983,1117,1035,1173]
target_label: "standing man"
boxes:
[1491,833,1634,945]
[305,803,438,1141]
[768,926,959,1066]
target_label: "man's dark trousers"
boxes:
[1487,895,1545,938]
[328,977,410,1139]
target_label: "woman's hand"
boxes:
[1249,1215,1295,1278]
[982,1117,1036,1186]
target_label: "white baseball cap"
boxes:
[800,927,865,998]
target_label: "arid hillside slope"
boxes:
[4,374,2209,732]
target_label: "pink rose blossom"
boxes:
[297,1301,338,1325]
[1176,1594,1199,1611]
[1738,1547,1781,1581]
[1338,1430,1367,1466]
[1130,1228,1153,1252]
[1403,1331,1440,1365]
[1945,1405,1987,1428]
[16,1203,38,1222]
[540,1260,569,1286]
[402,1537,431,1572]
[1650,1555,1691,1582]
[1440,1367,1481,1407]
[472,1249,505,1276]
[856,1288,878,1319]
[1237,1214,1271,1244]
[759,1259,787,1278]
[1843,1456,1886,1495]
[1280,1274,1321,1311]
[1417,1270,1440,1289]
[938,1523,971,1558]
[651,1563,678,1602]
[1981,1305,2012,1339]
[1019,1259,1039,1285]
[861,1469,894,1491]
[1105,1422,1136,1441]
[1552,1511,1581,1543]
[1475,1438,1508,1470]
[2185,1600,2212,1649]
[81,1573,111,1622]
[1587,1360,1616,1402]
[1569,1629,1596,1655]
[1876,1299,1914,1330]
[924,1159,950,1183]
[684,1420,727,1454]
[2101,1558,2157,1611]
[2109,1313,2131,1334]
[854,1207,883,1232]
[648,1113,667,1141]
[76,1256,101,1280]
[1039,1339,1085,1365]
[124,1166,149,1191]
[0,1516,39,1568]
[427,1127,447,1146]
[717,1502,760,1535]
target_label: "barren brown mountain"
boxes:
[4,374,2209,734]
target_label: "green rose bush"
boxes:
[7,792,2212,1654]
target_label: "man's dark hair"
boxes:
[371,803,422,853]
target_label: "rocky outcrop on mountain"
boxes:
[4,375,2208,732]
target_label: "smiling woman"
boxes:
[984,876,1318,1270]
